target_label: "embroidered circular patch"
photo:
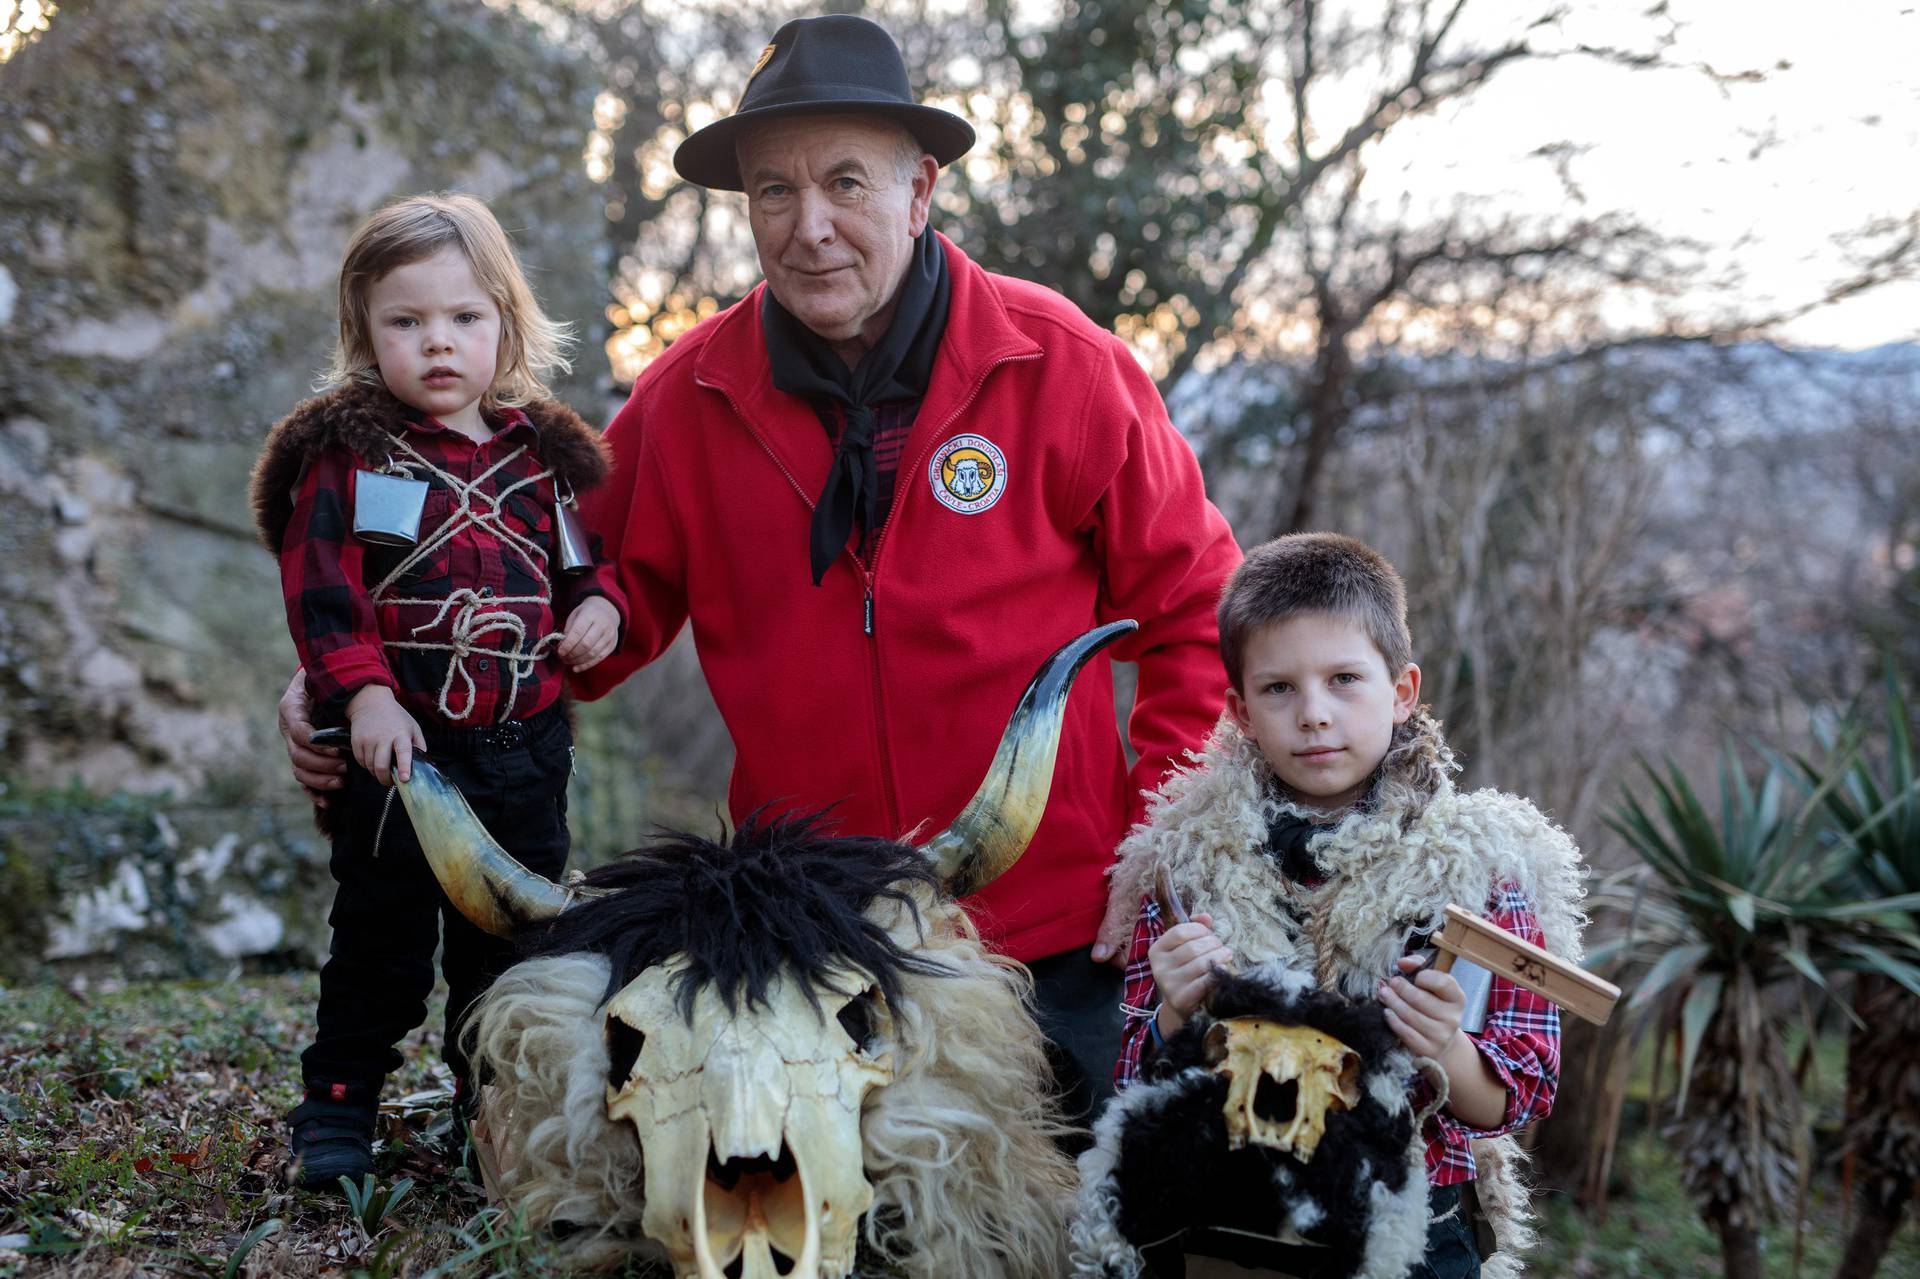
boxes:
[929,434,1007,514]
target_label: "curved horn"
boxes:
[922,619,1138,897]
[396,756,589,937]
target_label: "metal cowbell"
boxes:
[353,469,431,547]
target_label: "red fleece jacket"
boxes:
[574,234,1241,961]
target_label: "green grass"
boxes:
[2,978,1917,1276]
[0,977,657,1277]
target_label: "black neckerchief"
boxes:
[762,230,951,585]
[1265,812,1333,885]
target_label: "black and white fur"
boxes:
[1071,960,1431,1279]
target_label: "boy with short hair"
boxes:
[1106,532,1588,1277]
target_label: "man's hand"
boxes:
[1091,856,1145,966]
[346,685,427,786]
[279,671,347,803]
[557,597,620,671]
[1377,954,1467,1058]
[1148,912,1231,1040]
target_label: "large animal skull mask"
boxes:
[605,960,893,1279]
[392,622,1137,1279]
[1205,1019,1362,1161]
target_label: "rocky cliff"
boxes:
[0,0,612,976]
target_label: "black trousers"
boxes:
[300,705,572,1092]
[1028,944,1124,1139]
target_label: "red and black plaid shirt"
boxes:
[1115,881,1561,1185]
[279,409,623,727]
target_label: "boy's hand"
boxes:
[346,685,427,786]
[1149,912,1232,1039]
[557,597,619,671]
[1377,954,1467,1058]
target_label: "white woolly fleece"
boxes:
[465,951,661,1268]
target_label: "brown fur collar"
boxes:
[249,381,613,554]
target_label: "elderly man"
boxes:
[284,14,1240,1121]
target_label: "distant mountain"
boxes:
[1168,340,1920,455]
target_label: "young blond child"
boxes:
[1105,533,1588,1278]
[249,193,627,1189]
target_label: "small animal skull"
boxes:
[1204,1018,1361,1160]
[603,959,895,1279]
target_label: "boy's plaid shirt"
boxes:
[1115,881,1561,1185]
[280,409,621,726]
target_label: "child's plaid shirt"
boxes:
[279,408,623,726]
[1115,880,1561,1185]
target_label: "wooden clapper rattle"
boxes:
[1422,903,1619,1027]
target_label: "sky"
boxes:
[1353,0,1920,348]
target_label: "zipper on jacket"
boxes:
[700,350,1039,839]
[696,373,895,636]
[696,372,902,830]
[859,564,899,832]
[855,350,1038,841]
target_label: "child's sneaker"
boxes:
[286,1082,378,1191]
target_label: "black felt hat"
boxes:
[673,14,975,192]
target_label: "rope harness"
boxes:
[369,431,562,724]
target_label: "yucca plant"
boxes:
[1592,740,1920,1279]
[1794,674,1920,1279]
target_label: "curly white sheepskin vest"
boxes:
[1108,710,1590,1279]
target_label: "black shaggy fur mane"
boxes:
[520,808,948,1017]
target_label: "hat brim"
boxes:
[673,99,975,192]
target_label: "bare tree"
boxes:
[1342,349,1666,834]
[955,0,1697,531]
[966,1,1920,534]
